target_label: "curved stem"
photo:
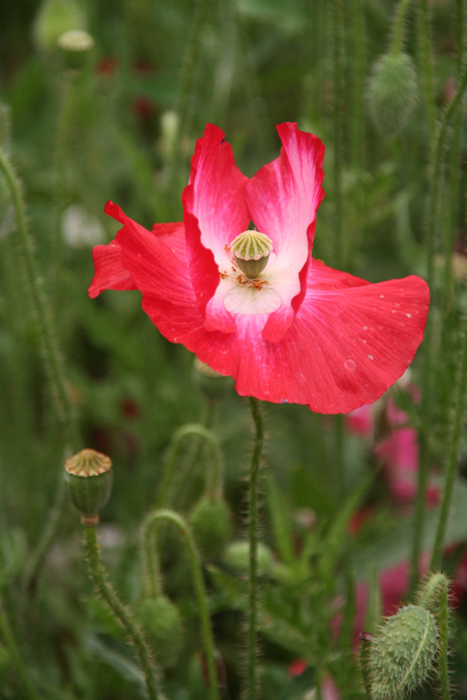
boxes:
[143,509,220,700]
[0,597,42,700]
[246,397,264,700]
[83,524,161,700]
[157,424,223,507]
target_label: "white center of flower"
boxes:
[220,229,281,315]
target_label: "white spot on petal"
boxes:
[344,359,356,372]
[224,285,281,315]
[407,313,411,318]
[368,355,374,360]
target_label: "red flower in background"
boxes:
[89,123,429,414]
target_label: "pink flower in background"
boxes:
[346,403,373,438]
[89,123,429,414]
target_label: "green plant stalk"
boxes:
[410,60,467,593]
[443,0,466,307]
[0,146,79,449]
[331,0,345,268]
[157,424,223,507]
[143,509,220,700]
[246,397,264,700]
[430,311,467,571]
[349,0,366,169]
[84,525,161,700]
[417,0,436,145]
[0,598,42,700]
[0,146,82,603]
[141,519,163,599]
[391,0,414,53]
[419,573,451,700]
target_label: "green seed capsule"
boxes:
[64,449,113,517]
[230,230,273,279]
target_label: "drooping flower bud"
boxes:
[230,230,273,279]
[64,449,113,521]
[138,596,184,668]
[224,541,274,574]
[367,53,418,136]
[189,497,232,560]
[368,604,438,700]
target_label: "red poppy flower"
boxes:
[89,123,429,414]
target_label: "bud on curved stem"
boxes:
[418,573,452,700]
[142,509,220,700]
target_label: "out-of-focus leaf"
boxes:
[267,474,295,565]
[83,633,146,691]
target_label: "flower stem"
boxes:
[246,397,265,700]
[410,59,467,594]
[83,523,161,700]
[417,0,436,145]
[391,0,414,54]
[430,309,467,571]
[0,597,42,700]
[349,0,366,169]
[143,509,220,700]
[331,0,346,268]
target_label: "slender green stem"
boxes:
[349,0,366,169]
[157,424,223,507]
[410,60,467,593]
[142,521,163,599]
[417,0,436,145]
[83,525,161,700]
[0,146,80,449]
[359,636,373,699]
[430,310,467,571]
[246,397,264,700]
[391,0,414,54]
[419,573,451,700]
[331,0,345,268]
[0,598,42,700]
[143,509,220,700]
[0,146,82,603]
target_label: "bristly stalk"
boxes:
[391,0,414,54]
[417,0,436,145]
[410,59,467,594]
[83,523,161,700]
[142,509,220,700]
[331,0,345,269]
[246,397,265,700]
[0,145,81,603]
[430,307,467,572]
[349,0,366,170]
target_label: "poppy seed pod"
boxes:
[64,449,113,518]
[367,53,418,136]
[34,0,86,53]
[368,604,438,699]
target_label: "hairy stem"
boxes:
[0,598,42,700]
[84,524,161,700]
[391,0,414,54]
[246,397,265,700]
[143,509,220,700]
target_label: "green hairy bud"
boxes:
[189,497,232,560]
[138,596,184,669]
[368,604,438,700]
[367,53,418,136]
[224,541,274,574]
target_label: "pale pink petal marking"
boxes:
[247,123,325,342]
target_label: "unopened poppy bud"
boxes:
[224,540,274,574]
[64,449,113,520]
[230,230,273,279]
[367,53,418,136]
[138,596,184,668]
[368,604,438,700]
[189,497,232,560]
